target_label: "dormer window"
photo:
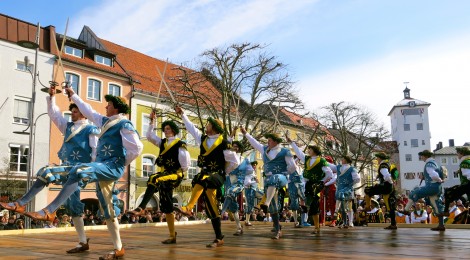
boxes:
[64,45,83,58]
[95,55,112,66]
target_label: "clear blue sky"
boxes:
[2,0,470,147]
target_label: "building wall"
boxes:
[390,104,431,193]
[0,40,54,209]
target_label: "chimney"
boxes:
[449,139,455,147]
[332,122,337,129]
[439,142,443,150]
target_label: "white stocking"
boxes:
[106,218,122,250]
[72,216,87,244]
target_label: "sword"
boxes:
[151,59,168,115]
[43,18,69,95]
[268,104,288,136]
[155,64,177,105]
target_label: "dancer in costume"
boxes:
[364,152,397,230]
[320,156,337,227]
[244,161,263,226]
[129,110,190,244]
[173,106,239,248]
[287,136,333,234]
[404,150,445,230]
[24,88,143,260]
[1,84,98,254]
[221,140,251,236]
[439,146,470,228]
[335,155,360,228]
[241,127,296,239]
[288,156,306,227]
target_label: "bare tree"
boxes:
[170,43,304,138]
[313,101,391,174]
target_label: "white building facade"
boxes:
[0,38,54,207]
[388,87,431,193]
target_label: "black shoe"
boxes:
[162,232,177,244]
[431,225,446,231]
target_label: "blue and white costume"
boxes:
[66,94,143,219]
[222,158,251,214]
[13,96,98,216]
[335,164,360,227]
[287,168,306,212]
[407,158,444,215]
[244,133,296,237]
[244,165,263,223]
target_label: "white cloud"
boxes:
[70,0,315,64]
[298,33,470,147]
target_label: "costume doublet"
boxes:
[302,156,329,215]
[147,132,189,213]
[365,160,397,227]
[408,158,444,214]
[68,94,142,219]
[36,96,98,216]
[222,157,252,214]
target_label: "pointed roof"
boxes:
[387,88,430,116]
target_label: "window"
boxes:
[16,61,33,72]
[187,159,198,180]
[404,172,416,179]
[417,172,424,180]
[422,140,425,145]
[66,73,80,94]
[108,84,121,96]
[454,171,459,178]
[404,141,408,146]
[9,145,28,172]
[403,108,420,115]
[142,114,151,138]
[404,124,410,131]
[417,123,423,130]
[142,156,154,178]
[411,139,418,147]
[13,99,30,125]
[63,112,72,122]
[64,45,83,58]
[452,157,458,164]
[405,154,412,161]
[87,79,101,101]
[441,158,447,164]
[185,131,196,146]
[95,55,112,66]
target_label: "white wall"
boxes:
[0,40,54,210]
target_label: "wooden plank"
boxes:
[0,221,468,259]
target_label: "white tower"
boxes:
[388,85,431,193]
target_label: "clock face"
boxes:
[408,101,416,107]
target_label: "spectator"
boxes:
[3,216,18,230]
[16,218,25,229]
[264,213,272,222]
[59,214,72,227]
[85,214,97,226]
[44,221,56,228]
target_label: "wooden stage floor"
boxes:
[0,221,468,259]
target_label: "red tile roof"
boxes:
[99,39,223,109]
[280,108,335,141]
[59,40,128,78]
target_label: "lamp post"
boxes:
[15,23,40,228]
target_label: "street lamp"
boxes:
[14,23,40,228]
